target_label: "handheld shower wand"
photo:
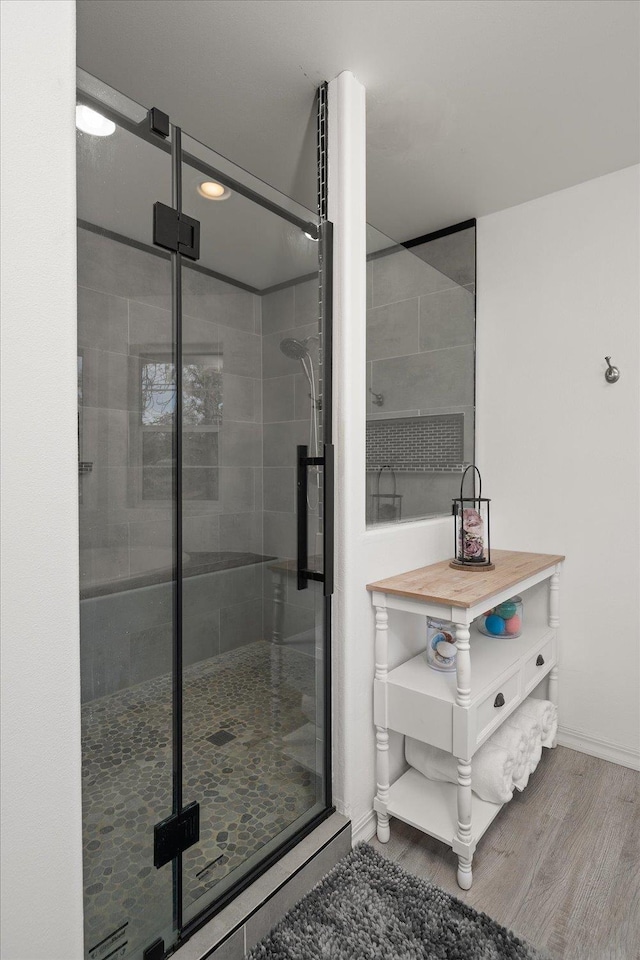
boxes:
[279,336,320,509]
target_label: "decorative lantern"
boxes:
[450,465,494,571]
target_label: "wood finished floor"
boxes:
[371,746,640,960]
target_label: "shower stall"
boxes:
[76,71,333,960]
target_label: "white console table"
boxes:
[367,549,564,889]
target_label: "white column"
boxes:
[0,2,84,957]
[374,602,390,841]
[327,71,367,821]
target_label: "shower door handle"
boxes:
[323,443,334,598]
[297,444,333,594]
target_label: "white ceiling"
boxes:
[77,0,639,243]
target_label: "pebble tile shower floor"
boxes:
[81,640,318,954]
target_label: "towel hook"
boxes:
[604,356,620,384]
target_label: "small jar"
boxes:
[426,617,458,672]
[479,595,523,639]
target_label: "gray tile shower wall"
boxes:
[366,228,476,524]
[78,228,265,699]
[367,244,475,416]
[260,278,320,644]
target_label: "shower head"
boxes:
[279,337,310,360]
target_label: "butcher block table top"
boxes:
[366,549,565,609]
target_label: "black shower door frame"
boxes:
[164,118,336,944]
[77,81,335,953]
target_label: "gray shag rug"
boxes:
[248,843,548,959]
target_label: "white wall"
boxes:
[332,117,639,843]
[477,166,640,769]
[0,2,84,958]
[329,72,456,842]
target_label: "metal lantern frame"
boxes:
[450,464,493,571]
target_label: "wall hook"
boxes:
[604,356,620,384]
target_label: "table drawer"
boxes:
[475,668,521,746]
[385,681,454,753]
[523,635,555,693]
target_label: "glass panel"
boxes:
[77,78,176,958]
[179,132,326,923]
[366,223,476,526]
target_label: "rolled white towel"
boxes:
[490,723,529,786]
[543,714,558,750]
[503,711,542,790]
[512,752,530,789]
[405,736,514,805]
[510,745,532,790]
[528,736,543,775]
[515,697,557,748]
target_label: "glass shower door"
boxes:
[77,74,177,959]
[178,132,331,926]
[77,68,333,959]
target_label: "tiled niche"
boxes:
[366,413,465,472]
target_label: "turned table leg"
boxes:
[548,568,560,747]
[456,757,473,889]
[548,666,559,747]
[455,623,473,888]
[374,601,390,842]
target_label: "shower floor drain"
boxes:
[207,730,236,747]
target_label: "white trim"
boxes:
[327,70,367,828]
[557,726,640,771]
[0,2,83,956]
[351,809,377,845]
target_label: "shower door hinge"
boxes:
[153,801,200,868]
[153,202,201,261]
[143,938,165,960]
[148,107,170,139]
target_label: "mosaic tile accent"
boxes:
[82,640,319,958]
[366,413,464,472]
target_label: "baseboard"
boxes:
[351,809,377,844]
[557,725,640,771]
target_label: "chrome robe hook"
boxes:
[604,357,620,384]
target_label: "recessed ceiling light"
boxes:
[76,104,116,137]
[198,181,231,201]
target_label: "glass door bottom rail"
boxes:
[82,640,319,954]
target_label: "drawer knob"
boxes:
[536,654,545,666]
[494,692,505,708]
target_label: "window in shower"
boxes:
[76,69,333,960]
[365,220,476,525]
[140,357,222,501]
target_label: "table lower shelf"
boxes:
[376,768,503,847]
